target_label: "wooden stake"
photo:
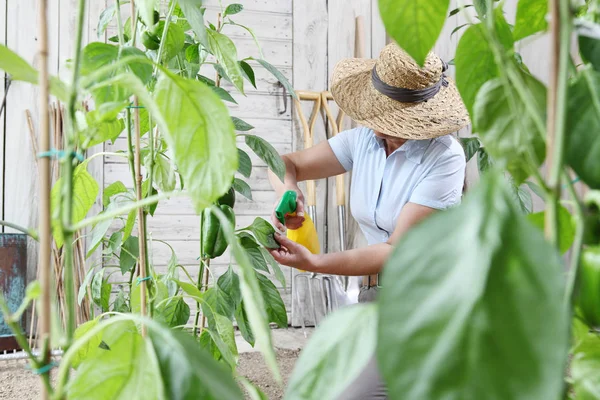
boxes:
[37,0,52,394]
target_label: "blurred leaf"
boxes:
[239,377,268,400]
[51,162,99,248]
[525,180,545,200]
[255,58,296,99]
[571,329,600,399]
[136,0,158,29]
[473,73,546,185]
[154,72,237,211]
[97,4,117,38]
[451,23,470,37]
[203,286,235,321]
[108,231,123,255]
[0,44,39,82]
[245,134,285,181]
[239,60,257,88]
[152,153,177,192]
[232,116,254,131]
[580,35,600,72]
[78,267,96,305]
[478,147,493,172]
[255,272,287,328]
[207,314,238,368]
[513,0,548,41]
[516,184,533,214]
[72,318,102,369]
[260,247,286,288]
[460,137,481,162]
[91,270,111,311]
[532,207,576,252]
[120,235,139,274]
[113,288,129,313]
[155,297,190,328]
[232,178,252,200]
[377,172,568,399]
[123,209,136,241]
[86,212,115,258]
[224,3,243,17]
[156,21,185,63]
[286,304,376,400]
[448,4,472,17]
[186,44,200,64]
[207,29,244,93]
[237,148,252,178]
[377,0,450,66]
[178,0,209,49]
[199,329,222,361]
[235,302,254,346]
[211,85,238,103]
[217,266,242,308]
[566,68,600,189]
[455,11,514,115]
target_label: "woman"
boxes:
[268,43,470,399]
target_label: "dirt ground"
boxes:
[0,348,300,400]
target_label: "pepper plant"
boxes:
[0,0,293,398]
[285,1,600,399]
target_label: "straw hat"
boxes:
[330,43,470,140]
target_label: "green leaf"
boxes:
[86,213,114,258]
[237,148,252,178]
[68,321,165,399]
[244,134,285,181]
[478,147,493,172]
[113,288,129,313]
[255,272,287,328]
[244,246,269,273]
[152,153,176,192]
[260,247,286,288]
[156,21,185,63]
[285,304,377,400]
[580,36,600,72]
[122,209,136,241]
[527,206,575,253]
[525,180,546,200]
[177,280,204,299]
[103,181,128,206]
[199,329,222,361]
[460,137,481,162]
[455,13,514,115]
[203,286,235,321]
[121,47,153,83]
[178,0,210,49]
[239,60,257,88]
[377,0,450,66]
[207,29,244,93]
[91,269,110,311]
[224,3,243,17]
[513,0,548,41]
[377,171,568,400]
[0,44,39,82]
[108,231,123,255]
[154,72,237,211]
[148,326,244,400]
[185,44,200,64]
[81,116,125,149]
[234,302,255,346]
[136,0,158,30]
[207,314,239,368]
[51,162,99,248]
[571,331,600,400]
[451,23,469,38]
[217,266,242,308]
[243,217,279,249]
[232,116,254,131]
[255,58,297,99]
[210,85,238,104]
[78,267,96,305]
[239,377,268,400]
[515,183,533,214]
[97,4,117,38]
[231,23,264,59]
[72,319,103,369]
[473,0,488,19]
[232,178,252,200]
[473,73,546,185]
[566,68,600,189]
[448,4,472,17]
[155,297,190,328]
[120,235,139,274]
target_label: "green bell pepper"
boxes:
[202,205,235,259]
[576,246,600,330]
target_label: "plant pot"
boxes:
[0,234,27,351]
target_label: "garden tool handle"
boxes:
[321,91,346,206]
[294,93,321,208]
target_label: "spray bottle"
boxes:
[274,190,320,254]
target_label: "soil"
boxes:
[0,348,300,400]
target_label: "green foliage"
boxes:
[154,72,237,210]
[377,0,450,66]
[285,304,377,400]
[377,172,569,399]
[236,149,252,178]
[571,329,600,399]
[178,0,209,48]
[576,247,600,330]
[207,29,245,93]
[513,0,548,41]
[224,3,244,17]
[232,116,254,131]
[155,297,190,328]
[255,58,297,100]
[119,236,139,274]
[232,178,252,200]
[155,21,185,63]
[580,35,600,71]
[245,134,286,181]
[255,272,287,328]
[566,68,600,189]
[527,206,576,253]
[241,217,279,249]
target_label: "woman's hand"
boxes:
[271,187,306,232]
[269,233,318,271]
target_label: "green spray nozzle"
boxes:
[275,190,298,224]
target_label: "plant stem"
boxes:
[37,0,52,393]
[563,171,586,307]
[86,151,128,162]
[125,111,138,190]
[114,0,126,47]
[0,295,53,396]
[0,221,38,240]
[194,258,210,337]
[545,0,572,245]
[194,212,205,338]
[61,0,87,351]
[154,1,177,75]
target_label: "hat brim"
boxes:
[331,58,470,140]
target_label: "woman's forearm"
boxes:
[309,243,393,276]
[268,155,300,196]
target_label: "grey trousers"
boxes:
[336,286,387,400]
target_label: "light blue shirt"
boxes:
[328,127,466,245]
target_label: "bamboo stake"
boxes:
[129,0,149,336]
[37,0,52,393]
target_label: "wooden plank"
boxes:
[203,0,292,15]
[200,63,292,96]
[154,190,278,216]
[291,0,329,327]
[105,137,291,166]
[0,0,5,229]
[204,9,291,40]
[370,0,387,58]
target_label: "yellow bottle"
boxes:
[275,191,320,254]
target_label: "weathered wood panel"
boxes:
[0,0,5,228]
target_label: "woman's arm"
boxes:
[268,141,346,230]
[269,202,437,275]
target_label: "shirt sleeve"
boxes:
[327,127,362,171]
[409,152,466,210]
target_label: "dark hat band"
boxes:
[371,60,449,103]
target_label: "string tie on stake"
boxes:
[136,276,152,286]
[27,361,58,375]
[37,148,84,162]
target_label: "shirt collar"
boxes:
[369,133,432,165]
